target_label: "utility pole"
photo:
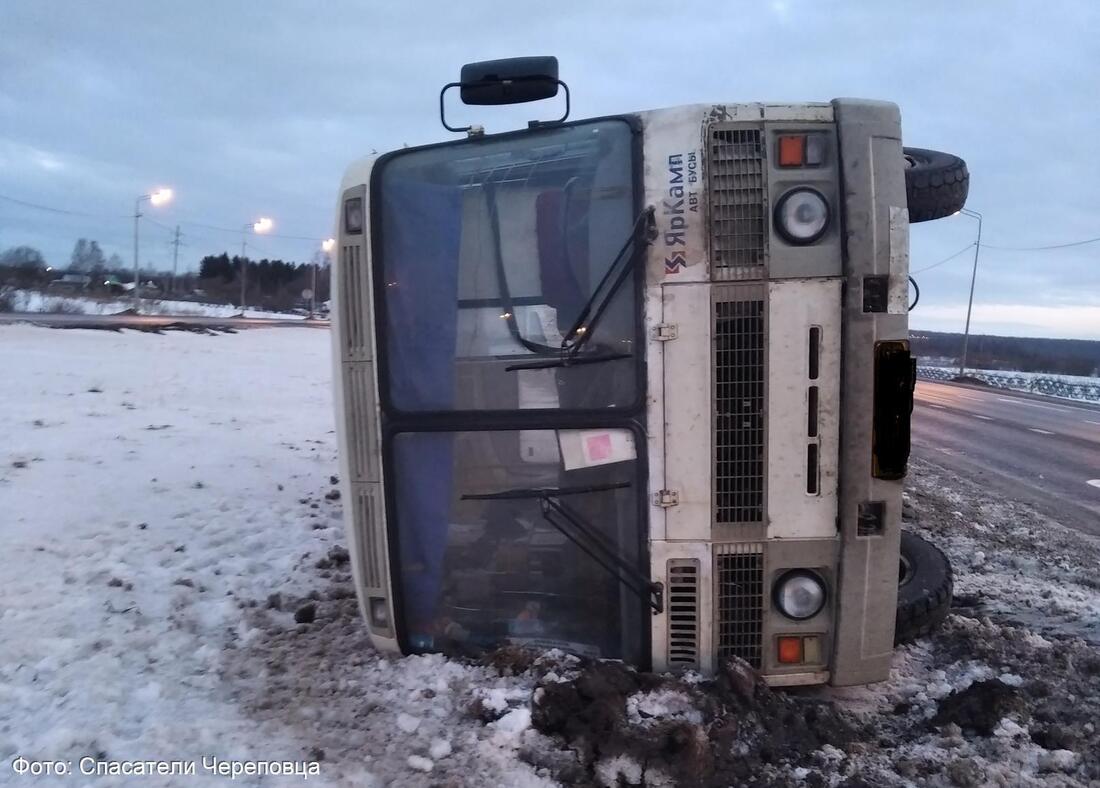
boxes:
[957,209,983,377]
[238,218,272,314]
[240,233,248,313]
[171,225,181,294]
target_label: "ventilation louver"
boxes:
[666,559,701,668]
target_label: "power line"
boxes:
[0,192,327,242]
[982,236,1100,251]
[167,216,321,242]
[0,193,128,220]
[911,243,975,274]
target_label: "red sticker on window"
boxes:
[585,433,612,461]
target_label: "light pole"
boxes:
[315,238,335,319]
[239,217,273,312]
[956,208,982,377]
[133,188,173,312]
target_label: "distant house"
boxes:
[46,272,91,294]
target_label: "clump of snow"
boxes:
[406,755,433,772]
[428,738,452,760]
[595,754,643,787]
[625,688,703,726]
[491,708,532,742]
[992,718,1027,738]
[1038,749,1078,773]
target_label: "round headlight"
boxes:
[774,570,827,620]
[774,188,829,244]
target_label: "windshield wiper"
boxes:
[558,204,656,360]
[482,170,656,366]
[461,482,663,613]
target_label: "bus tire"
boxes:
[895,531,953,645]
[903,147,969,223]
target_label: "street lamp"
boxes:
[239,217,273,312]
[955,208,983,377]
[133,188,173,311]
[311,238,335,319]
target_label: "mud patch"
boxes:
[526,657,856,786]
[930,679,1025,736]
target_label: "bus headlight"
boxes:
[774,187,829,244]
[773,570,827,620]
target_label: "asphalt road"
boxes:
[913,380,1100,536]
[0,312,329,330]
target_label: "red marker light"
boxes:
[778,135,805,167]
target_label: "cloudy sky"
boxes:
[1,1,1097,338]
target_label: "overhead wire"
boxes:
[0,192,327,243]
[911,243,975,274]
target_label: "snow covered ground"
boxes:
[2,325,1097,786]
[2,288,305,320]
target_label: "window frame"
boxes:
[368,115,652,665]
[369,115,647,421]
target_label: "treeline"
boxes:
[197,253,330,310]
[912,331,1100,377]
[1,241,330,311]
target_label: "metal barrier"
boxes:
[917,365,1100,403]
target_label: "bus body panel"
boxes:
[830,98,908,686]
[332,99,910,685]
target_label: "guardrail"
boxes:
[917,365,1100,403]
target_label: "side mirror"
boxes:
[459,56,559,105]
[440,56,570,133]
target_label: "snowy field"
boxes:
[2,288,305,320]
[2,325,1098,786]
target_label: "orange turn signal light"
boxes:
[777,635,803,664]
[778,135,805,167]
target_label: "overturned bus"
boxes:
[331,57,965,686]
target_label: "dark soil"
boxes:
[524,656,857,787]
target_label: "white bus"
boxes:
[331,57,963,686]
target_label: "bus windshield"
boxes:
[374,119,638,412]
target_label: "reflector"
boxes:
[777,636,803,664]
[778,135,805,167]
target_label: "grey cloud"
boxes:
[1,0,1097,336]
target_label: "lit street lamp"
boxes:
[312,238,335,319]
[955,208,983,377]
[133,188,173,311]
[239,217,273,312]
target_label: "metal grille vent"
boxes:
[343,362,379,482]
[709,126,767,280]
[715,543,765,669]
[666,559,701,667]
[340,243,371,360]
[354,484,384,589]
[714,292,766,524]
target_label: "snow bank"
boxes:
[3,288,305,320]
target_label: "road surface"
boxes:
[913,380,1100,536]
[0,312,329,330]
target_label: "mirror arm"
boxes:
[439,82,471,133]
[440,79,571,134]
